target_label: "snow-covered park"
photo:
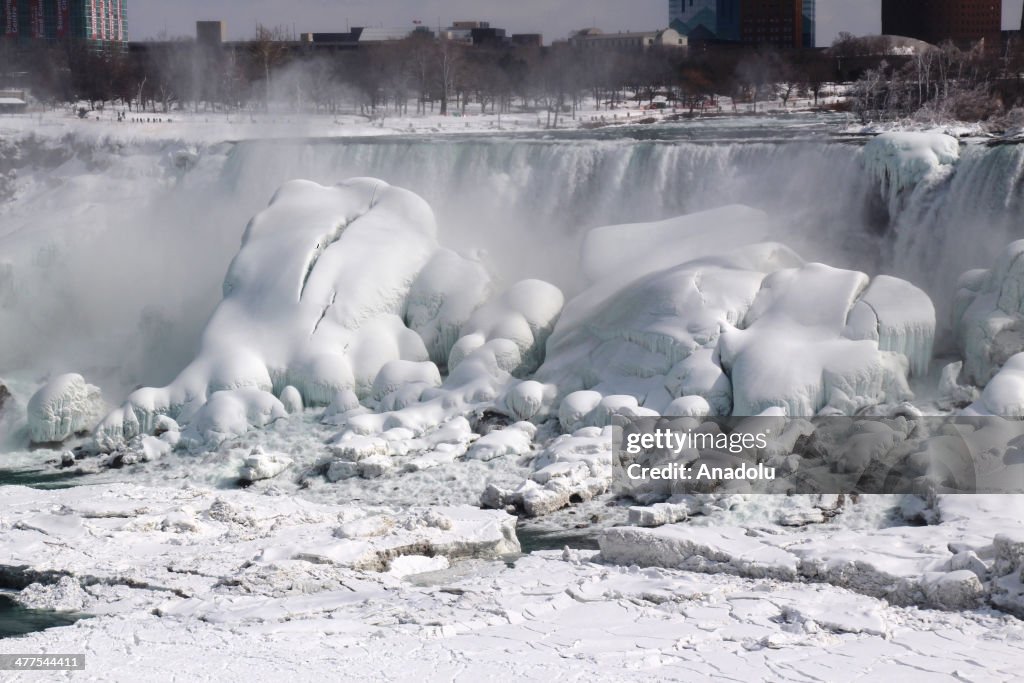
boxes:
[2,106,1024,680]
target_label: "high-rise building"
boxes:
[2,0,126,44]
[881,0,1001,45]
[802,0,816,47]
[716,0,741,42]
[740,0,803,48]
[669,0,718,39]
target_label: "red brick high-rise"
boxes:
[882,0,1002,45]
[739,0,803,48]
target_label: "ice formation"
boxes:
[862,132,960,214]
[26,373,104,444]
[540,233,932,418]
[95,179,442,448]
[720,263,922,416]
[74,179,940,457]
[405,249,492,368]
[447,279,564,377]
[966,353,1024,417]
[955,239,1024,386]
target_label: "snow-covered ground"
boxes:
[3,483,1024,682]
[2,109,1024,680]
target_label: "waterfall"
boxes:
[0,131,1021,398]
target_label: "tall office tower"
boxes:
[2,0,127,44]
[802,0,816,47]
[740,0,803,48]
[881,0,1001,45]
[716,0,741,42]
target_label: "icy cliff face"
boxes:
[955,240,1024,387]
[96,178,441,448]
[863,132,960,216]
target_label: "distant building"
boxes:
[0,88,27,112]
[439,21,510,46]
[196,20,225,46]
[300,26,422,49]
[739,0,803,48]
[882,0,1002,45]
[2,0,127,44]
[802,0,816,47]
[510,33,542,47]
[669,0,717,39]
[716,0,741,42]
[670,0,814,46]
[568,27,687,51]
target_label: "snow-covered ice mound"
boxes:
[94,179,479,449]
[863,132,960,214]
[539,239,933,417]
[720,264,932,416]
[955,239,1024,386]
[26,373,104,444]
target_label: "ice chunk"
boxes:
[845,275,934,377]
[26,373,104,443]
[279,385,303,414]
[558,390,603,433]
[664,396,711,418]
[502,380,553,421]
[538,245,791,400]
[464,422,536,461]
[598,525,799,580]
[239,448,293,483]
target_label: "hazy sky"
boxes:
[130,0,1024,46]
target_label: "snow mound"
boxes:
[955,240,1024,386]
[26,373,104,444]
[405,249,492,368]
[863,132,959,213]
[95,178,440,449]
[179,388,288,452]
[541,234,931,418]
[720,263,925,416]
[449,279,563,377]
[966,353,1024,417]
[538,243,801,410]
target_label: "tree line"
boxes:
[3,27,1023,124]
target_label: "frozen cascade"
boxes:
[1,131,1023,403]
[884,142,1024,319]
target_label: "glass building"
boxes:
[2,0,127,44]
[802,0,816,48]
